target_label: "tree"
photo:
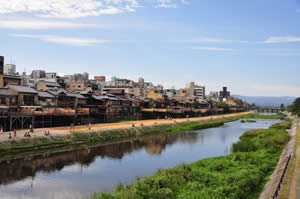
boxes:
[289,98,300,116]
[280,104,285,111]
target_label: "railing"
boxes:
[272,153,292,199]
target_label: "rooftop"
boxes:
[7,85,38,94]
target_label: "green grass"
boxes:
[240,113,285,120]
[0,140,70,153]
[90,120,290,199]
[241,120,257,123]
[269,120,292,130]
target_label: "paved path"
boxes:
[0,112,251,144]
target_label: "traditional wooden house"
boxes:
[0,88,18,117]
[6,85,38,106]
[36,80,62,91]
[38,91,56,107]
[48,89,76,108]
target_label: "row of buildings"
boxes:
[0,56,249,130]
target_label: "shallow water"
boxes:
[0,119,279,199]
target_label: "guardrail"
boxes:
[272,153,292,199]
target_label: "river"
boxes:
[0,119,279,199]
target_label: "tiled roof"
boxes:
[7,85,38,94]
[39,80,61,88]
[38,91,55,98]
[0,88,17,96]
[68,93,86,99]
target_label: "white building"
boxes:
[4,64,16,75]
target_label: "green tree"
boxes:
[290,98,300,116]
[280,104,285,111]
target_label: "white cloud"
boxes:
[0,19,97,29]
[10,34,113,46]
[181,37,248,43]
[192,46,234,51]
[0,0,188,18]
[264,36,300,43]
[155,0,178,8]
[0,0,138,19]
[257,48,300,56]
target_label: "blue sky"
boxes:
[0,0,300,96]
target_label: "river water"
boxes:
[0,119,279,199]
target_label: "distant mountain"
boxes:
[233,95,296,107]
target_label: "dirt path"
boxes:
[259,115,297,199]
[0,112,251,144]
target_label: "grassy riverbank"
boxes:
[0,113,283,155]
[241,119,257,123]
[91,120,291,199]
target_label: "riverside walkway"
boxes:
[0,112,252,144]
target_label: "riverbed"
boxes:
[0,119,279,199]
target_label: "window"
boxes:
[0,97,6,105]
[23,95,35,106]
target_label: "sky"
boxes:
[0,0,300,97]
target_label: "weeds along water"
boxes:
[91,118,291,199]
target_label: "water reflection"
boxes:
[0,133,197,186]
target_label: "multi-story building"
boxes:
[31,70,46,79]
[164,89,177,98]
[66,81,91,92]
[209,91,219,101]
[94,76,106,82]
[4,64,16,75]
[0,56,21,88]
[185,82,206,99]
[45,72,57,79]
[219,87,230,101]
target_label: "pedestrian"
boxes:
[8,133,12,139]
[88,123,91,130]
[29,124,33,133]
[0,126,3,134]
[70,123,74,131]
[13,129,17,137]
[132,123,135,128]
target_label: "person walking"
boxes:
[29,124,33,133]
[13,129,17,137]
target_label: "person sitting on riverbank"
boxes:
[8,133,12,139]
[24,132,31,137]
[141,123,144,126]
[44,131,50,136]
